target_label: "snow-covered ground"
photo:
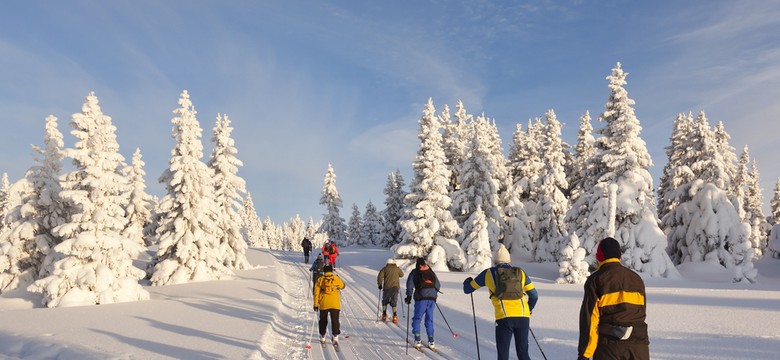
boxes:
[1,247,779,359]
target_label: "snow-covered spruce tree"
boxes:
[568,111,596,203]
[556,233,590,284]
[241,192,264,247]
[733,146,751,221]
[534,110,570,263]
[360,201,383,246]
[681,181,756,282]
[393,98,465,271]
[285,215,306,251]
[347,204,363,246]
[0,173,9,234]
[149,91,232,286]
[317,163,348,247]
[442,101,472,193]
[0,116,65,292]
[451,115,504,253]
[657,113,693,228]
[566,63,677,277]
[123,148,153,247]
[208,114,250,269]
[713,121,739,198]
[689,112,732,189]
[769,179,780,258]
[509,119,545,205]
[262,217,277,249]
[380,170,407,247]
[744,160,768,258]
[460,205,492,271]
[30,94,150,307]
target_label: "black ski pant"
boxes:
[303,249,310,263]
[381,287,399,313]
[593,338,649,360]
[319,309,341,337]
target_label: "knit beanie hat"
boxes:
[387,258,395,265]
[415,258,426,268]
[324,264,334,273]
[596,237,621,262]
[494,244,511,264]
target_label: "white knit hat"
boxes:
[386,258,395,265]
[495,244,511,264]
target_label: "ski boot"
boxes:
[392,313,398,323]
[381,312,387,322]
[414,340,422,350]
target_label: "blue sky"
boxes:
[2,1,780,223]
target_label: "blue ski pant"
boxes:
[496,316,530,360]
[412,299,435,341]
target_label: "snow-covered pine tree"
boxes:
[769,179,780,259]
[0,115,65,292]
[149,90,232,286]
[380,170,407,247]
[713,121,739,198]
[556,233,590,284]
[208,114,250,270]
[263,217,277,249]
[745,160,768,258]
[30,94,150,307]
[286,215,306,251]
[360,201,383,246]
[566,63,677,278]
[460,205,492,271]
[534,110,570,263]
[123,148,153,247]
[0,173,9,234]
[241,192,263,247]
[451,114,503,252]
[347,204,363,246]
[733,146,751,222]
[393,98,465,271]
[442,101,472,193]
[317,163,348,247]
[568,111,596,203]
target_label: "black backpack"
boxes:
[415,268,437,289]
[491,266,525,300]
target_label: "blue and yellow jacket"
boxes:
[463,264,538,319]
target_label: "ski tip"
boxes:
[305,345,311,349]
[453,333,459,338]
[344,335,350,339]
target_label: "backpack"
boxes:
[415,268,437,289]
[328,243,336,254]
[321,274,337,295]
[313,259,324,274]
[491,266,525,300]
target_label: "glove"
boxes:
[464,277,474,285]
[378,285,382,290]
[404,296,411,304]
[314,306,319,312]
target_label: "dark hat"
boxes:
[416,258,426,267]
[596,237,622,262]
[316,254,323,259]
[324,264,333,272]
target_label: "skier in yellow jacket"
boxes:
[314,264,346,344]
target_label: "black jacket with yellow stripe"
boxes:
[578,258,649,358]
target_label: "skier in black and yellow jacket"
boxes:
[578,237,649,360]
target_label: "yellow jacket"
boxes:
[314,272,345,310]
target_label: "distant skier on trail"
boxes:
[578,237,649,360]
[310,254,325,295]
[321,240,339,268]
[314,264,346,346]
[301,237,312,263]
[463,243,538,360]
[377,258,404,323]
[405,257,440,350]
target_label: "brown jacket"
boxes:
[377,263,404,289]
[578,259,649,359]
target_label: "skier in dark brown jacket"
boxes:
[578,237,649,360]
[377,258,404,323]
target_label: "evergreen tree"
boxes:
[534,109,570,262]
[745,160,768,258]
[713,121,739,197]
[30,94,149,307]
[460,205,492,270]
[660,113,697,264]
[360,201,383,246]
[123,148,153,247]
[0,173,9,234]
[241,192,263,247]
[769,179,780,259]
[317,164,347,246]
[347,204,363,246]
[208,114,250,269]
[0,115,65,292]
[442,101,471,193]
[262,217,276,249]
[566,63,676,277]
[380,170,406,247]
[556,233,590,284]
[149,91,231,286]
[733,146,751,222]
[569,111,596,203]
[393,98,465,271]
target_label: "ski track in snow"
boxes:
[274,251,453,360]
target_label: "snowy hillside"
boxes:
[1,247,779,359]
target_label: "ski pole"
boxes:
[471,293,480,360]
[405,301,411,355]
[434,302,458,338]
[305,309,317,351]
[376,288,382,321]
[530,327,548,360]
[399,291,405,318]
